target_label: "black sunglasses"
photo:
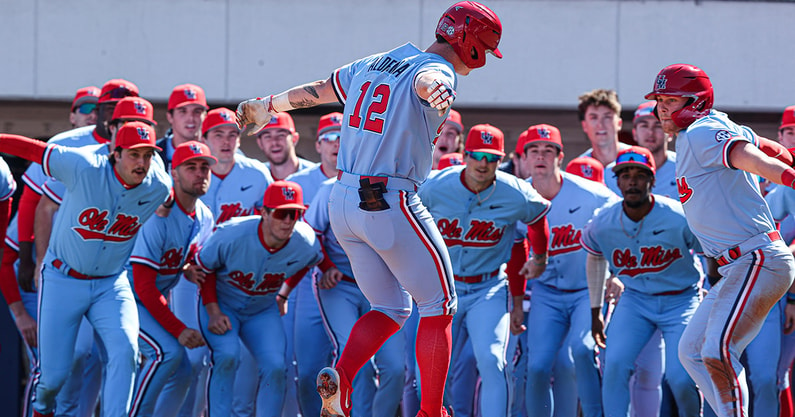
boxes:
[270,208,302,221]
[101,86,138,100]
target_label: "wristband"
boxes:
[276,293,288,301]
[532,253,548,266]
[782,168,795,189]
[270,92,293,113]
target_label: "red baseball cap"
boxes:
[71,86,100,110]
[202,108,238,136]
[633,101,657,124]
[445,109,463,133]
[518,124,563,153]
[262,180,305,210]
[98,79,139,104]
[172,141,217,168]
[613,146,656,174]
[437,152,465,170]
[260,113,296,134]
[111,97,156,125]
[115,121,161,150]
[780,105,795,130]
[168,84,208,111]
[565,156,604,184]
[317,112,343,137]
[465,124,505,156]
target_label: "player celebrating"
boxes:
[418,123,551,417]
[195,180,323,417]
[255,112,316,181]
[0,122,171,417]
[235,3,502,417]
[644,63,795,416]
[520,124,616,417]
[127,141,217,417]
[431,109,464,169]
[582,146,702,416]
[577,89,629,167]
[157,84,209,170]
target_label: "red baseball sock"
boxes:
[780,387,793,417]
[416,314,453,417]
[336,310,400,381]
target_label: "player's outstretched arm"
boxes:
[414,71,456,116]
[730,141,795,188]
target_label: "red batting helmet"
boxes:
[436,1,503,69]
[644,64,713,129]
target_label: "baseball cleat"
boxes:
[317,367,350,417]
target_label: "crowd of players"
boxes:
[2,72,795,417]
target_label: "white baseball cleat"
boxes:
[317,367,350,417]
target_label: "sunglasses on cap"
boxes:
[75,103,97,114]
[268,208,303,221]
[102,86,138,100]
[465,151,501,163]
[318,132,341,142]
[615,151,652,167]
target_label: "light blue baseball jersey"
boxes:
[40,144,172,276]
[127,200,214,298]
[286,164,334,209]
[577,143,632,163]
[581,195,702,294]
[0,157,16,201]
[304,178,354,278]
[196,217,323,314]
[765,184,795,223]
[22,125,103,192]
[417,167,550,276]
[530,172,618,290]
[331,42,456,185]
[266,157,317,181]
[605,151,678,199]
[674,110,775,256]
[202,155,273,225]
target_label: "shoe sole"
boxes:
[317,367,345,417]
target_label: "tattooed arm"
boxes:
[236,77,337,134]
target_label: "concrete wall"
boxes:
[1,0,793,111]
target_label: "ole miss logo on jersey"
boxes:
[227,270,284,295]
[677,176,693,204]
[217,202,256,224]
[74,207,143,242]
[549,223,582,256]
[159,247,185,275]
[612,245,683,277]
[437,217,504,247]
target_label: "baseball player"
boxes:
[418,123,551,417]
[518,124,616,417]
[565,155,605,184]
[582,146,703,416]
[127,141,217,417]
[577,89,631,167]
[195,180,322,417]
[255,112,317,181]
[0,121,171,417]
[283,112,342,416]
[235,3,502,417]
[645,63,795,416]
[156,84,209,171]
[305,177,406,417]
[14,79,139,309]
[69,86,100,129]
[431,110,464,169]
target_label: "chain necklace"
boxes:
[620,211,646,239]
[475,182,497,206]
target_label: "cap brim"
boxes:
[124,144,163,151]
[270,203,306,210]
[173,101,209,110]
[491,47,503,59]
[178,155,217,167]
[72,97,98,109]
[468,148,505,156]
[612,162,654,174]
[780,123,795,130]
[112,117,157,126]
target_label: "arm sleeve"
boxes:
[199,272,218,305]
[0,245,21,305]
[0,199,9,248]
[758,137,795,167]
[586,253,609,308]
[17,186,41,243]
[527,216,549,256]
[132,263,187,339]
[284,266,311,288]
[0,134,46,163]
[506,239,529,296]
[316,237,337,273]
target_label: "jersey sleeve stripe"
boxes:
[41,145,56,178]
[0,187,15,202]
[195,254,212,274]
[332,70,347,103]
[130,256,160,270]
[4,236,19,252]
[21,173,43,194]
[580,240,602,256]
[42,184,63,205]
[721,137,743,169]
[527,202,552,226]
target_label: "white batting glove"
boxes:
[236,96,274,136]
[426,80,456,117]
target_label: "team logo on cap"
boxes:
[537,127,551,139]
[580,165,594,178]
[480,131,494,145]
[183,88,197,100]
[134,100,147,115]
[655,75,667,91]
[189,143,203,154]
[330,115,342,124]
[88,88,100,96]
[268,116,280,126]
[282,187,296,201]
[136,127,150,140]
[219,111,233,121]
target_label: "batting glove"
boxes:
[236,96,274,136]
[426,80,456,117]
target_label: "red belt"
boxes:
[341,274,356,284]
[715,231,781,266]
[51,259,111,280]
[454,270,499,284]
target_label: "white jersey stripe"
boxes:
[129,329,164,416]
